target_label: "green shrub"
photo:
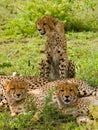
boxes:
[1,0,98,38]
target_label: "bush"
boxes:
[2,0,98,37]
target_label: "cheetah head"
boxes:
[56,81,78,106]
[37,16,58,35]
[6,79,28,101]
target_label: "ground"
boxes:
[0,0,98,129]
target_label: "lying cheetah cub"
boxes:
[32,79,98,121]
[0,75,48,112]
[4,78,35,116]
[37,16,75,81]
[56,83,98,123]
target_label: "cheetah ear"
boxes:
[50,16,58,25]
[4,79,10,86]
[3,79,10,90]
[55,85,58,89]
[74,83,79,88]
[66,80,78,87]
[46,16,56,30]
[55,84,62,92]
[24,81,29,89]
[66,80,72,85]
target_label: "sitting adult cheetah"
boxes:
[31,78,98,121]
[37,16,75,81]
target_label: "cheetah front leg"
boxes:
[76,116,93,125]
[39,59,51,79]
[68,60,75,78]
[44,59,51,79]
[59,59,68,79]
[39,60,46,77]
[59,51,68,79]
[39,51,52,80]
[32,95,44,121]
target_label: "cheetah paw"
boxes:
[76,116,93,125]
[32,112,39,121]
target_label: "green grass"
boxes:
[0,0,98,129]
[0,94,98,130]
[0,32,98,86]
[0,32,98,129]
[67,32,98,86]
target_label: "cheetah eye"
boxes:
[43,23,46,25]
[20,87,25,90]
[70,89,73,92]
[11,88,15,90]
[58,50,60,53]
[60,89,64,92]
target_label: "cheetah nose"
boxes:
[16,94,21,97]
[38,29,41,32]
[65,96,69,98]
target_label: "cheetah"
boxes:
[2,78,38,116]
[56,82,98,115]
[5,78,29,116]
[0,76,98,119]
[31,78,98,121]
[0,75,48,112]
[37,16,65,35]
[56,82,98,124]
[37,16,75,81]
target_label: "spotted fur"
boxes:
[0,76,48,112]
[56,83,98,117]
[37,16,75,81]
[31,78,98,120]
[0,76,98,120]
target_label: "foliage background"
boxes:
[1,0,98,38]
[0,0,98,129]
